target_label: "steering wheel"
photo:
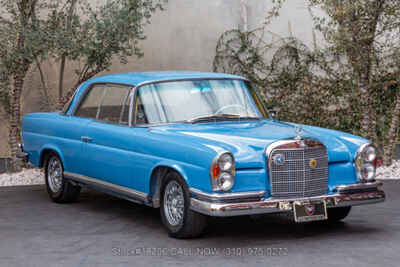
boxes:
[214,104,247,115]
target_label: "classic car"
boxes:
[20,71,385,238]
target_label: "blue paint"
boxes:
[22,72,369,197]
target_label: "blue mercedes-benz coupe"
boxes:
[20,71,385,238]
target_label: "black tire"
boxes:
[327,206,352,222]
[160,171,208,239]
[44,152,81,203]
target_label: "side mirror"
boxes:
[268,110,277,120]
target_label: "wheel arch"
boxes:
[148,164,190,208]
[39,145,65,169]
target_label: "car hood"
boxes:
[149,120,368,169]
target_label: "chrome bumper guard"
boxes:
[190,182,385,217]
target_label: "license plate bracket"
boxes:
[293,200,327,223]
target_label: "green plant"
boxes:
[213,0,400,165]
[49,0,166,107]
[0,0,166,171]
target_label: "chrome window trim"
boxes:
[71,82,136,118]
[128,88,135,127]
[62,88,79,115]
[118,88,132,125]
[70,78,262,128]
[96,86,108,120]
[71,82,135,127]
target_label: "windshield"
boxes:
[134,79,267,125]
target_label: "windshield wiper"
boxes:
[188,114,260,124]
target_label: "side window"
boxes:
[120,93,131,125]
[97,85,131,124]
[75,85,106,119]
[133,90,149,125]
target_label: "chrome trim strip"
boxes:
[265,138,325,156]
[64,172,148,200]
[190,189,385,217]
[336,182,382,192]
[190,188,266,201]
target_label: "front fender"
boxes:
[146,160,210,194]
[39,144,66,169]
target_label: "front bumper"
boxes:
[190,182,385,217]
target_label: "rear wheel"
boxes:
[160,171,208,238]
[327,206,352,222]
[45,152,81,203]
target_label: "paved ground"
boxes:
[0,181,398,267]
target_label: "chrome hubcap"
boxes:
[47,157,63,193]
[163,181,185,226]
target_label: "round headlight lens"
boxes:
[355,144,377,182]
[363,145,376,162]
[360,163,376,181]
[217,172,234,191]
[218,153,233,171]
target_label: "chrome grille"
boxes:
[268,141,329,199]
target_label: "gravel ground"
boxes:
[0,168,44,187]
[376,160,400,179]
[0,161,398,187]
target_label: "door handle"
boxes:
[81,136,93,143]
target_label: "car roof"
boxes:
[87,71,246,86]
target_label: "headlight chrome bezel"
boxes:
[355,143,377,182]
[210,152,235,192]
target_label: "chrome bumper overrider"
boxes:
[190,182,385,217]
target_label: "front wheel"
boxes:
[160,171,208,238]
[45,152,81,203]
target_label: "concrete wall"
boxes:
[0,0,314,157]
[110,0,315,72]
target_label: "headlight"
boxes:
[363,145,377,162]
[210,152,235,191]
[355,144,377,182]
[217,172,234,191]
[218,153,234,171]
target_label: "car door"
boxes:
[64,84,107,176]
[80,84,137,189]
